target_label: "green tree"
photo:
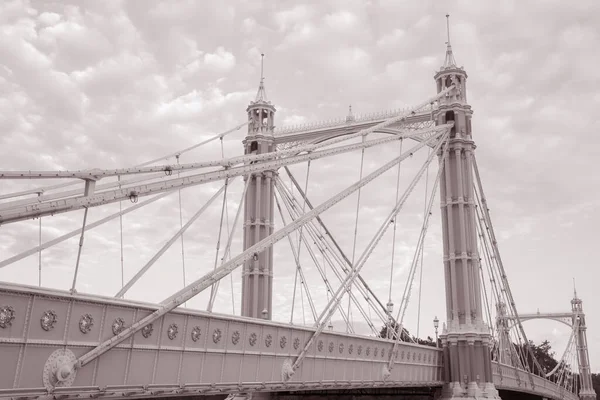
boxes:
[378,322,438,347]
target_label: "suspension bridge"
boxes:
[0,17,595,400]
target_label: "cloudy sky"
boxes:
[1,0,600,376]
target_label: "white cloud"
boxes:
[203,46,236,71]
[324,10,358,31]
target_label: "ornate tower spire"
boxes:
[443,14,457,69]
[255,53,268,102]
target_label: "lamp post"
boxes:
[433,316,439,348]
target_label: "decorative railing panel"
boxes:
[0,283,442,399]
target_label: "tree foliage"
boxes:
[378,321,439,348]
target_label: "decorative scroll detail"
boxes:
[413,352,416,361]
[357,345,363,355]
[265,334,273,347]
[387,348,392,358]
[418,353,422,361]
[281,358,295,382]
[401,351,405,360]
[232,330,240,345]
[374,347,379,357]
[274,105,428,135]
[212,328,222,344]
[339,343,344,353]
[112,317,125,335]
[328,342,334,353]
[142,324,153,338]
[348,344,354,354]
[0,305,16,329]
[41,310,58,331]
[249,332,257,346]
[191,326,201,342]
[293,337,300,350]
[167,323,178,340]
[317,340,324,352]
[78,314,93,334]
[280,336,287,349]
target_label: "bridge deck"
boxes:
[0,283,442,399]
[0,283,578,400]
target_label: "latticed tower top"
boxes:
[246,53,275,136]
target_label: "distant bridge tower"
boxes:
[572,288,596,400]
[241,54,276,319]
[435,15,499,400]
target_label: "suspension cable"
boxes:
[116,184,229,298]
[416,147,431,338]
[276,181,357,331]
[70,206,90,294]
[0,122,249,202]
[207,175,251,311]
[347,138,367,333]
[273,191,318,324]
[0,190,177,269]
[386,137,448,374]
[206,140,231,311]
[2,125,450,225]
[283,165,396,327]
[291,161,312,324]
[175,155,187,306]
[118,176,124,289]
[37,192,42,286]
[393,139,446,337]
[387,138,403,335]
[276,178,382,333]
[473,158,544,382]
[72,131,446,370]
[290,133,446,376]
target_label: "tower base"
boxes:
[437,382,501,400]
[579,389,597,400]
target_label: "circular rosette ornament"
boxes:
[112,317,126,335]
[0,305,16,329]
[212,328,222,343]
[190,326,201,342]
[167,323,178,340]
[41,310,58,331]
[78,314,94,334]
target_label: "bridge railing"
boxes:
[491,361,579,400]
[274,106,435,135]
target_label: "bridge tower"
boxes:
[241,55,276,319]
[434,16,499,400]
[572,288,596,400]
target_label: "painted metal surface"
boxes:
[492,362,579,400]
[0,283,442,399]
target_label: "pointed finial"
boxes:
[446,14,451,45]
[346,104,355,122]
[442,14,457,69]
[573,278,578,299]
[254,53,268,102]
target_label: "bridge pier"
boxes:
[434,19,500,400]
